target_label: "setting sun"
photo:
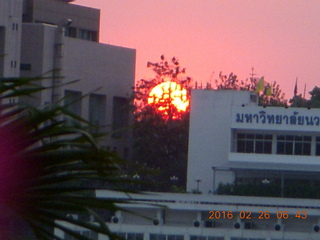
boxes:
[148,81,189,116]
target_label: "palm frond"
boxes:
[0,76,129,239]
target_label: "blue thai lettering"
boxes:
[259,111,266,123]
[245,113,252,123]
[314,116,320,126]
[276,115,282,124]
[267,114,275,124]
[297,116,304,125]
[253,114,259,123]
[236,113,244,123]
[283,115,289,124]
[290,111,298,125]
[305,116,314,126]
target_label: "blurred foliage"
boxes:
[0,76,127,239]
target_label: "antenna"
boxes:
[249,67,257,81]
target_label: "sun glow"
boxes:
[148,81,189,115]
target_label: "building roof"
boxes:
[215,161,320,173]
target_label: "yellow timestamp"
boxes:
[208,210,307,220]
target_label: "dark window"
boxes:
[150,234,166,240]
[237,133,272,154]
[276,135,311,156]
[65,26,77,38]
[112,96,129,138]
[316,137,320,156]
[127,233,143,240]
[168,235,183,240]
[20,63,31,71]
[190,236,206,240]
[64,90,82,125]
[78,29,98,42]
[89,94,107,133]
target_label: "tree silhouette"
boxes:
[134,55,192,121]
[213,72,287,106]
[307,86,320,108]
[132,55,191,191]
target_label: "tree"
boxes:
[0,76,125,239]
[213,72,287,106]
[134,55,192,121]
[132,55,191,192]
[289,94,308,107]
[307,86,320,108]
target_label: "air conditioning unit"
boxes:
[193,220,201,227]
[233,222,243,229]
[274,223,282,231]
[313,225,320,232]
[111,216,120,224]
[66,214,78,220]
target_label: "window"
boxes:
[127,233,143,240]
[168,235,183,240]
[64,90,82,125]
[0,27,5,76]
[20,63,31,71]
[276,135,311,155]
[115,232,143,240]
[65,231,98,240]
[190,237,224,240]
[190,237,206,240]
[78,29,98,41]
[150,234,166,240]
[231,238,265,240]
[65,26,77,38]
[112,96,129,138]
[237,133,272,154]
[89,94,107,133]
[316,137,320,156]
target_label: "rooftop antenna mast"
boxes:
[250,67,257,81]
[249,67,258,89]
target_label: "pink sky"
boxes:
[75,0,320,100]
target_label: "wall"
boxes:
[20,23,56,106]
[0,0,22,78]
[187,90,257,193]
[23,0,100,41]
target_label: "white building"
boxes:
[187,90,320,195]
[0,0,22,78]
[19,0,136,159]
[56,90,320,240]
[0,0,135,238]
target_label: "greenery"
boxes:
[213,72,287,106]
[217,180,320,199]
[290,86,320,108]
[0,76,125,239]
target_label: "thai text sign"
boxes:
[231,107,320,132]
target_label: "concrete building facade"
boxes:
[19,0,136,159]
[0,0,22,78]
[55,90,320,240]
[187,90,320,194]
